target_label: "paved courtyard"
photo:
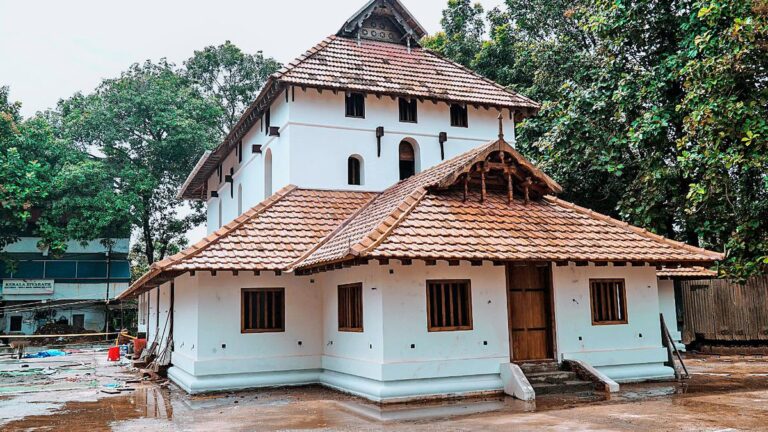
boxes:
[1,351,768,431]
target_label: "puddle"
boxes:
[2,354,768,431]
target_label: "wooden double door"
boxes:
[507,263,554,361]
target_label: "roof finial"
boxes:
[497,112,504,140]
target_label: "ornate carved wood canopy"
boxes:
[338,0,427,46]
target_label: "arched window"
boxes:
[348,156,363,185]
[264,149,273,198]
[237,184,243,215]
[399,140,416,180]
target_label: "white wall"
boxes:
[187,271,323,377]
[551,264,673,381]
[171,261,509,384]
[204,88,516,233]
[658,279,682,343]
[376,261,509,382]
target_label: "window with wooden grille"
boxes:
[399,98,417,123]
[345,92,365,118]
[450,104,468,127]
[589,279,628,325]
[338,283,363,332]
[427,280,473,331]
[242,288,285,333]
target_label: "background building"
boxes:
[1,237,131,335]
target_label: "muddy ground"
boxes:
[1,351,768,431]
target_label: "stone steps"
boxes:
[531,380,595,395]
[519,361,596,396]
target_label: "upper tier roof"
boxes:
[179,33,540,200]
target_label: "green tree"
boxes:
[428,0,768,276]
[60,60,223,265]
[675,0,768,274]
[185,41,281,134]
[422,0,486,67]
[1,91,131,255]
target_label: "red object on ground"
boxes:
[133,338,147,357]
[107,346,120,361]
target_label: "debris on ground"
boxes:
[23,349,67,359]
[31,323,102,346]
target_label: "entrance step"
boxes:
[531,380,595,395]
[520,362,596,396]
[519,362,560,374]
[526,370,577,384]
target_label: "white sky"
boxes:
[1,0,503,118]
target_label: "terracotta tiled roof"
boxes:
[127,139,723,297]
[120,186,375,298]
[296,139,723,269]
[297,139,562,268]
[657,267,718,278]
[276,36,540,110]
[359,191,723,263]
[178,36,541,200]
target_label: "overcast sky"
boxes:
[1,0,503,118]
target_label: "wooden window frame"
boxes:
[426,279,473,332]
[450,104,468,128]
[398,98,418,123]
[589,279,628,326]
[345,93,366,118]
[241,288,285,333]
[338,283,364,332]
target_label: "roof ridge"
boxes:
[422,48,541,109]
[288,190,381,270]
[544,196,724,260]
[351,187,428,257]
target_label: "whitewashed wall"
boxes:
[186,271,322,377]
[204,88,516,233]
[551,264,673,381]
[657,279,682,344]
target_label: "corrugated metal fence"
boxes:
[680,276,768,344]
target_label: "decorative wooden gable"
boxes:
[338,0,427,46]
[432,118,563,204]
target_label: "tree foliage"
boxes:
[60,60,223,265]
[427,0,768,276]
[1,88,131,255]
[185,41,281,134]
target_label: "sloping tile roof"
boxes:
[276,36,540,110]
[178,36,540,200]
[120,186,375,298]
[357,190,723,263]
[297,139,562,267]
[126,139,723,297]
[657,267,718,278]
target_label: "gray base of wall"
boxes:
[167,366,504,403]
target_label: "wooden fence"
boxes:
[680,276,768,344]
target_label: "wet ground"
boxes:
[1,352,768,431]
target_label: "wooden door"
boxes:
[507,263,554,361]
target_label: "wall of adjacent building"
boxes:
[657,278,682,344]
[551,264,674,382]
